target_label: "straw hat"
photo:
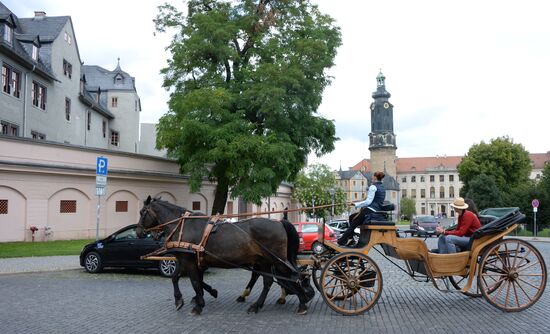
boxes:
[450,197,469,210]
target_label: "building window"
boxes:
[430,175,435,182]
[0,199,7,214]
[402,189,407,198]
[411,176,416,182]
[64,31,71,44]
[352,181,356,187]
[60,200,77,213]
[192,201,201,211]
[411,189,417,199]
[63,59,72,78]
[354,192,358,199]
[449,175,454,182]
[2,64,21,98]
[102,120,106,138]
[401,177,407,183]
[440,175,445,182]
[31,131,46,140]
[1,120,18,136]
[439,186,445,198]
[110,130,119,146]
[111,97,118,107]
[3,24,13,44]
[65,98,71,121]
[421,189,426,198]
[32,81,47,110]
[32,45,39,61]
[115,201,128,212]
[421,207,426,215]
[420,176,425,182]
[449,186,455,198]
[430,187,435,198]
[87,111,91,131]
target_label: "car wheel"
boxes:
[159,259,178,277]
[84,251,103,273]
[311,241,325,255]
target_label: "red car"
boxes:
[293,221,336,253]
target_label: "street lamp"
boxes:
[328,188,335,220]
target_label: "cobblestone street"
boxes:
[1,239,549,334]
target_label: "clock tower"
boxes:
[369,70,397,177]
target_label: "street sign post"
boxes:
[96,157,108,240]
[532,199,539,238]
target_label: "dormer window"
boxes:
[64,31,72,45]
[3,24,13,45]
[32,45,39,61]
[114,74,124,84]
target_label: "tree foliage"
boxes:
[154,0,342,213]
[464,174,502,210]
[399,197,416,221]
[292,164,346,220]
[458,136,532,196]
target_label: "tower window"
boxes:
[65,98,71,121]
[2,64,21,98]
[3,24,13,44]
[110,130,119,146]
[111,97,118,107]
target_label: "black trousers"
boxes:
[338,208,369,244]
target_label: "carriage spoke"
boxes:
[517,277,542,290]
[483,275,505,292]
[515,261,540,274]
[514,248,532,269]
[490,279,507,303]
[511,242,521,269]
[492,249,508,271]
[504,278,512,308]
[515,279,534,302]
[512,279,521,308]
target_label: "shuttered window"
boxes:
[192,201,201,211]
[60,200,76,213]
[0,199,7,214]
[115,201,128,212]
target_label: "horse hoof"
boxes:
[191,306,202,315]
[175,300,184,311]
[211,289,218,298]
[236,296,245,303]
[296,306,308,315]
[247,305,260,314]
[276,298,286,305]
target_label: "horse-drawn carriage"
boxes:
[300,205,547,315]
[137,197,546,316]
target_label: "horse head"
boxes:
[136,195,162,239]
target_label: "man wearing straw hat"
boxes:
[435,197,481,254]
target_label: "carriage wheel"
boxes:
[320,252,383,315]
[478,238,547,312]
[313,257,352,300]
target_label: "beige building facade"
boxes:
[0,136,300,242]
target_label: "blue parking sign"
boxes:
[96,157,108,175]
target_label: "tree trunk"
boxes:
[211,177,229,215]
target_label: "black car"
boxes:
[79,224,177,277]
[410,215,438,237]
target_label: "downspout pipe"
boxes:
[22,65,36,136]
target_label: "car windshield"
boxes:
[416,216,436,223]
[302,224,319,233]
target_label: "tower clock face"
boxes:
[384,102,389,109]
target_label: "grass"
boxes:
[0,239,94,258]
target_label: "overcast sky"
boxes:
[7,0,550,170]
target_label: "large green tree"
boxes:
[464,174,502,209]
[292,164,346,220]
[399,198,416,221]
[458,136,532,196]
[154,0,342,214]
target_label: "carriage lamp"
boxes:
[29,226,39,242]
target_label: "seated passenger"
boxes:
[338,171,386,246]
[435,197,481,254]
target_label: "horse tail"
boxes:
[281,218,299,268]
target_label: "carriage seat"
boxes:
[366,202,395,226]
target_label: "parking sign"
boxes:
[96,157,108,175]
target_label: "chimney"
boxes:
[34,11,46,20]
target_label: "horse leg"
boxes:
[247,268,274,314]
[172,268,184,310]
[193,269,217,303]
[185,262,205,315]
[237,271,260,302]
[276,287,287,305]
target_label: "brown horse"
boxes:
[136,196,314,315]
